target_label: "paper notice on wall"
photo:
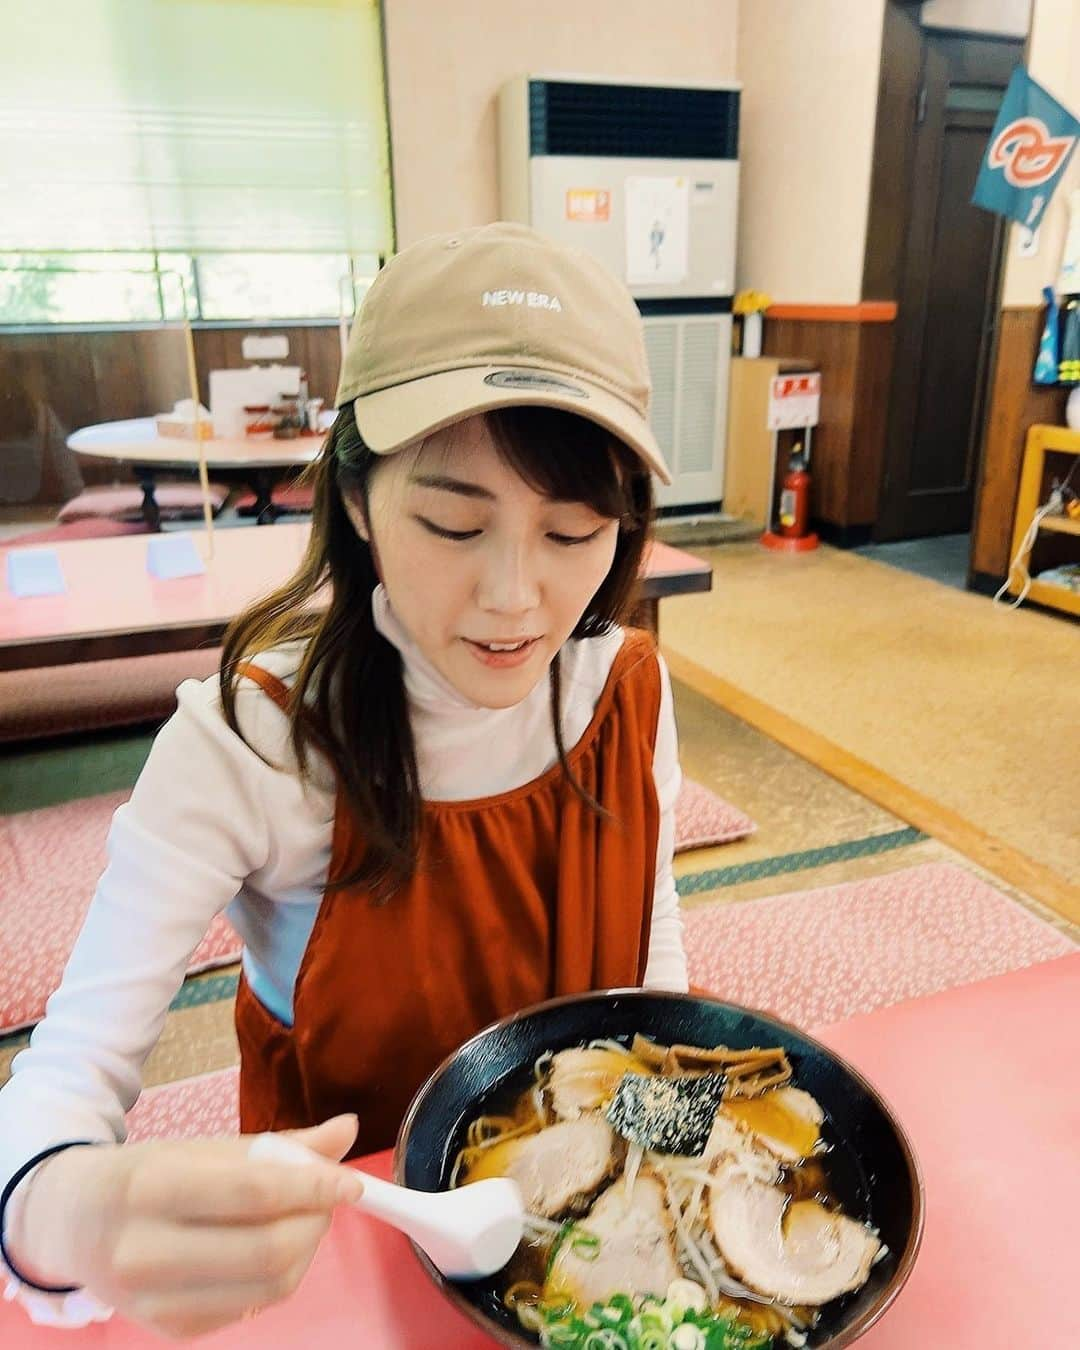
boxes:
[625,176,689,285]
[768,374,821,430]
[566,188,611,222]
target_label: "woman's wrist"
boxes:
[1,1143,102,1291]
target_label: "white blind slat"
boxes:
[1,0,392,254]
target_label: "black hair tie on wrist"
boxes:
[0,1141,100,1294]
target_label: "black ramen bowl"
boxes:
[394,989,923,1349]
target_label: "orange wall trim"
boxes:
[765,301,897,323]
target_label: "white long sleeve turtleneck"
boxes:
[0,588,686,1320]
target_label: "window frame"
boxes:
[0,250,382,332]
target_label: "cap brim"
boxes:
[350,366,672,485]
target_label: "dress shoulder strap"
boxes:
[610,625,660,684]
[236,662,292,714]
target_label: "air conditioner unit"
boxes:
[498,75,740,513]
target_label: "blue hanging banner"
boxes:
[972,67,1080,233]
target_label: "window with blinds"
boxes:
[0,0,392,323]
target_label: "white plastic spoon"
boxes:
[248,1131,525,1280]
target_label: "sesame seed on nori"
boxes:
[605,1072,727,1156]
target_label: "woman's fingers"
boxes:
[12,1130,360,1335]
[125,1146,363,1224]
[127,1260,312,1341]
[281,1114,360,1162]
[109,1210,333,1293]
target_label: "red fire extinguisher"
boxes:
[779,442,811,538]
[761,441,819,552]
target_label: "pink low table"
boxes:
[0,530,710,672]
[3,953,1076,1347]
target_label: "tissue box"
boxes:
[155,415,214,440]
[146,534,206,580]
[7,548,67,597]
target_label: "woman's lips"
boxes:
[462,637,541,669]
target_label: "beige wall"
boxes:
[920,0,1031,35]
[382,0,886,303]
[381,0,738,248]
[1001,0,1080,305]
[735,0,886,305]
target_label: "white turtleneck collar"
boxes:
[371,583,486,714]
[368,583,623,799]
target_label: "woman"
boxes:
[0,222,687,1336]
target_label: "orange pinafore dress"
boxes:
[233,629,663,1156]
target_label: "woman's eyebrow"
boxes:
[409,473,496,501]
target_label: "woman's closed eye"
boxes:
[415,516,483,541]
[546,525,608,546]
[415,516,608,546]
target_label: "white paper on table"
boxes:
[624,176,690,286]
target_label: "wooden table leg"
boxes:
[134,466,162,532]
[249,469,279,525]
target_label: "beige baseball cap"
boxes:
[335,221,671,483]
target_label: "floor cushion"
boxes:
[0,648,222,743]
[58,482,229,523]
[234,483,315,515]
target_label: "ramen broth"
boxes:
[448,1034,881,1348]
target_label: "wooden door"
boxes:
[875,32,1023,541]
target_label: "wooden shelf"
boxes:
[1007,426,1080,618]
[1039,514,1080,537]
[1026,579,1080,617]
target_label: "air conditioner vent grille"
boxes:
[528,81,739,159]
[679,324,720,475]
[643,323,678,462]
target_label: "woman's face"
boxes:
[345,415,621,709]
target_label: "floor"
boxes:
[659,540,1080,912]
[853,532,971,590]
[0,505,53,543]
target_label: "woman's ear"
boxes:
[342,487,371,542]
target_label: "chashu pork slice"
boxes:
[709,1166,881,1307]
[469,1115,619,1218]
[548,1047,642,1120]
[547,1174,681,1309]
[722,1086,825,1163]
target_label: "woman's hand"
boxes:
[9,1114,364,1339]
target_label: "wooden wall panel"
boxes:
[849,321,897,523]
[971,307,1067,579]
[762,317,895,529]
[0,325,342,507]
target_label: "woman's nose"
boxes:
[476,542,541,616]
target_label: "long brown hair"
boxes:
[220,406,654,898]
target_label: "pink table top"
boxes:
[641,539,712,582]
[3,953,1077,1348]
[0,525,311,655]
[0,531,709,665]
